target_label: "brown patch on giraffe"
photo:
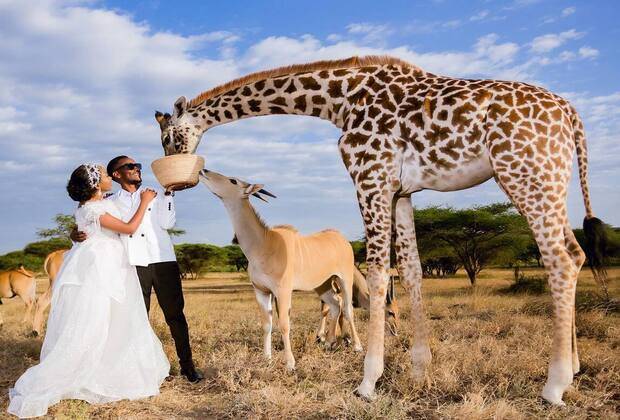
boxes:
[490,140,511,156]
[411,111,424,129]
[254,80,266,91]
[367,76,383,93]
[327,80,343,98]
[248,99,261,112]
[347,75,366,92]
[233,104,247,118]
[284,80,297,94]
[377,91,396,113]
[368,106,381,119]
[269,106,286,114]
[425,123,451,146]
[389,85,405,103]
[497,121,514,137]
[343,132,370,148]
[312,95,327,105]
[293,95,307,113]
[271,97,288,107]
[273,78,288,89]
[376,114,396,135]
[300,76,321,90]
[452,102,477,127]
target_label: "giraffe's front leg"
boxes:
[392,195,432,381]
[354,189,394,400]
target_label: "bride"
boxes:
[8,163,170,418]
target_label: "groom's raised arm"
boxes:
[157,189,176,229]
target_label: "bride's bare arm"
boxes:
[100,189,157,234]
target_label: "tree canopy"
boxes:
[415,203,531,285]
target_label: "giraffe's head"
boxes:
[156,96,207,156]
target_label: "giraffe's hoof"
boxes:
[354,382,377,401]
[315,335,325,343]
[353,343,364,353]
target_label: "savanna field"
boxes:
[0,268,618,419]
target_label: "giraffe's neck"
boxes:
[222,199,268,260]
[188,69,367,132]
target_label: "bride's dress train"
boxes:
[8,200,169,418]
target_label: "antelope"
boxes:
[0,266,37,328]
[32,249,67,336]
[199,169,363,370]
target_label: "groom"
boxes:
[72,155,203,383]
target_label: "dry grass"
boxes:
[0,268,618,419]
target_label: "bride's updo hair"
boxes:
[66,164,102,202]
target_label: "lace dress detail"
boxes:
[8,200,169,418]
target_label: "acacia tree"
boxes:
[224,245,248,271]
[37,213,76,241]
[415,203,530,285]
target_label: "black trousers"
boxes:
[136,261,193,369]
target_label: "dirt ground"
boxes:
[0,268,618,419]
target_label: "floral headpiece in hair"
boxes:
[84,164,101,189]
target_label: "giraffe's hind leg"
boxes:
[492,161,578,405]
[564,223,586,375]
[392,195,431,381]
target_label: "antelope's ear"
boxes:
[244,183,264,196]
[173,96,187,118]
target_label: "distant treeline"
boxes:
[2,204,618,284]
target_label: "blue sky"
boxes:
[1,0,619,254]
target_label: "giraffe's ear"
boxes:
[173,96,187,118]
[155,111,171,129]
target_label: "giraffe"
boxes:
[155,55,607,405]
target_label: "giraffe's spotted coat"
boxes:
[157,56,596,405]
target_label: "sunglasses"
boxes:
[115,162,142,172]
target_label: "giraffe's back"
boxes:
[344,65,576,193]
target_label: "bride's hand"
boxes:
[140,188,157,204]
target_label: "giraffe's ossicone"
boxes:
[156,55,608,405]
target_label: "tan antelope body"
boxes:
[199,169,363,369]
[32,249,67,335]
[0,266,37,327]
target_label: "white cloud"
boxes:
[530,29,584,53]
[561,7,576,17]
[346,23,394,45]
[470,10,490,21]
[578,46,599,59]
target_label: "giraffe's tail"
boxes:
[572,107,608,286]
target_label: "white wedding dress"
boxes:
[8,200,170,418]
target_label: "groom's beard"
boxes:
[128,178,142,187]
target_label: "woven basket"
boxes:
[151,154,205,191]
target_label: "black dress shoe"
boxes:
[180,365,204,383]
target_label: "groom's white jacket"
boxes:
[107,186,177,267]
